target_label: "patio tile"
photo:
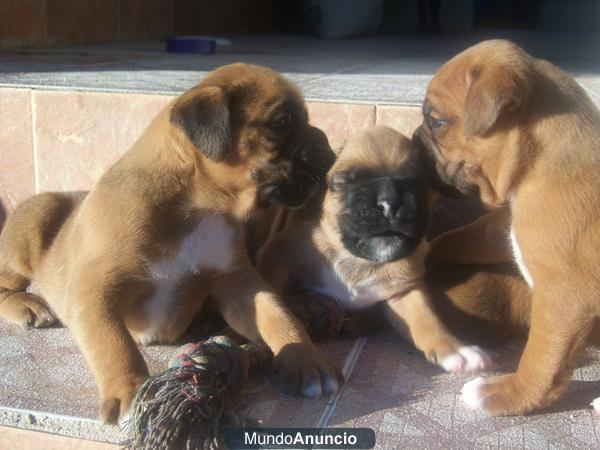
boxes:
[0,426,118,450]
[0,88,35,216]
[307,102,375,151]
[375,105,423,137]
[33,90,173,192]
[326,332,600,448]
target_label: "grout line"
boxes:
[296,63,373,89]
[313,336,368,429]
[30,90,40,194]
[0,405,103,425]
[0,85,424,107]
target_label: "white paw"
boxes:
[590,397,600,415]
[300,380,322,398]
[440,346,492,373]
[322,375,339,396]
[461,377,487,410]
[118,409,131,428]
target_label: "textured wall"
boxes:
[0,0,274,48]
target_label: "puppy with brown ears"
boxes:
[414,39,600,416]
[0,63,341,424]
[258,126,491,373]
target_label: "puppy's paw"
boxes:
[273,343,343,398]
[99,374,147,425]
[0,292,57,329]
[440,346,492,373]
[461,377,488,409]
[590,397,600,415]
[460,373,532,416]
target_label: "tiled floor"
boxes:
[2,319,600,448]
[1,30,600,447]
[1,31,600,103]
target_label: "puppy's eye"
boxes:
[429,116,448,130]
[271,113,291,129]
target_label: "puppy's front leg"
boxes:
[64,271,149,424]
[212,259,343,398]
[384,286,491,373]
[461,284,594,415]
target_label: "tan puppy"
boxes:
[0,63,341,424]
[414,39,600,415]
[258,126,491,373]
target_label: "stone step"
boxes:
[0,87,422,216]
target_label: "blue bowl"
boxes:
[166,36,217,55]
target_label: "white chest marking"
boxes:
[510,227,534,288]
[308,262,382,311]
[141,215,235,344]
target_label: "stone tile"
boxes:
[328,333,600,448]
[47,0,119,45]
[375,105,423,138]
[33,91,173,192]
[119,0,173,40]
[307,102,375,152]
[0,318,172,442]
[0,309,356,442]
[0,426,118,450]
[0,0,46,48]
[302,73,430,106]
[0,88,35,221]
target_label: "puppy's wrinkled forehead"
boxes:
[333,126,422,177]
[425,57,472,119]
[202,63,308,123]
[425,39,529,118]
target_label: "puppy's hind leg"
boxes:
[0,192,83,328]
[0,268,54,329]
[460,286,594,416]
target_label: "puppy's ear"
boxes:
[464,65,531,136]
[170,86,231,162]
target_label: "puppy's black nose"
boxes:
[377,179,400,218]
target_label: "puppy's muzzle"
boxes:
[258,126,334,209]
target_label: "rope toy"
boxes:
[126,293,352,450]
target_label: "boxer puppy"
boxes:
[0,63,341,424]
[414,39,600,415]
[258,126,491,372]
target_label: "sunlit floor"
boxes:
[1,30,600,448]
[1,30,599,105]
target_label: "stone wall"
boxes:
[0,0,275,48]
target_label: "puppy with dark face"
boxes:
[258,126,491,373]
[332,163,428,264]
[414,40,600,416]
[0,63,341,424]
